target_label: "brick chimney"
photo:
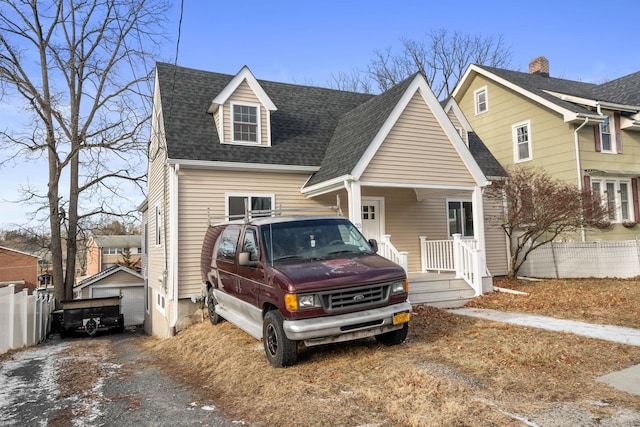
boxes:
[529,56,549,77]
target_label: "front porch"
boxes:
[378,234,493,308]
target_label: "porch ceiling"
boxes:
[414,187,472,200]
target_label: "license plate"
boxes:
[393,311,411,325]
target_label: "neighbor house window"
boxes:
[155,204,162,246]
[474,87,488,115]
[600,115,614,153]
[513,121,532,162]
[447,200,474,238]
[232,103,258,143]
[227,194,274,219]
[591,178,631,222]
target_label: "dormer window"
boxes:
[232,103,259,143]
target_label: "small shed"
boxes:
[74,265,144,327]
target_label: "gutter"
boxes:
[169,163,180,335]
[574,116,591,242]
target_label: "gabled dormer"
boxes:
[207,66,277,146]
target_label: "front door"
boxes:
[361,197,384,242]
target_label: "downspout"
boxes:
[169,163,180,335]
[574,117,590,242]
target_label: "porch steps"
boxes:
[408,272,476,309]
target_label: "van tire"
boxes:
[263,310,297,367]
[207,287,223,325]
[375,322,408,346]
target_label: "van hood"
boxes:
[273,254,405,291]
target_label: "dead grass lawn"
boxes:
[143,278,640,426]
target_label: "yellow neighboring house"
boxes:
[453,56,640,241]
[141,63,510,338]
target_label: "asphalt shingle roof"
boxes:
[475,65,640,113]
[305,74,417,187]
[93,235,141,249]
[467,132,507,178]
[156,62,373,166]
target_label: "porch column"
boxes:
[344,180,362,230]
[472,186,488,286]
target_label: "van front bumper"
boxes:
[282,302,412,346]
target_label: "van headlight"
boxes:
[298,294,320,309]
[391,279,408,295]
[285,293,321,311]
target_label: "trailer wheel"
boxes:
[85,318,98,336]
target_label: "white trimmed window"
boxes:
[599,115,615,153]
[474,87,488,115]
[232,103,259,143]
[227,194,274,220]
[513,121,532,162]
[591,178,632,222]
[447,200,474,238]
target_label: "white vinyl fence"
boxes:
[0,285,56,355]
[518,239,640,279]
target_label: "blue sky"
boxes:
[1,0,639,229]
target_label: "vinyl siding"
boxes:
[447,109,467,144]
[176,169,335,298]
[483,195,509,276]
[147,75,171,302]
[457,75,578,182]
[361,92,476,186]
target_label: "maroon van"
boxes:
[201,216,411,367]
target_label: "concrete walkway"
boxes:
[449,308,640,396]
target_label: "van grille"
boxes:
[320,283,391,311]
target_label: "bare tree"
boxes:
[487,166,609,280]
[0,0,169,304]
[328,29,511,97]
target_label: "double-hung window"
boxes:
[591,178,631,222]
[232,104,258,143]
[599,115,614,153]
[474,87,488,115]
[447,200,474,238]
[513,120,532,162]
[227,194,274,220]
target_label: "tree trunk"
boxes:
[64,151,80,301]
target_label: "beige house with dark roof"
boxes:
[142,63,509,338]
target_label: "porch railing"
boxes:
[419,235,482,296]
[378,235,408,272]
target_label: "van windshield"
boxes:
[261,219,375,263]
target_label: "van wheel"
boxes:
[263,310,297,367]
[207,287,223,325]
[375,323,408,346]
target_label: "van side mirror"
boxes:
[238,251,259,267]
[368,239,378,253]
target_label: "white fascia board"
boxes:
[454,65,596,125]
[208,66,277,113]
[167,158,318,174]
[443,98,473,132]
[301,174,353,198]
[351,74,489,187]
[544,90,640,113]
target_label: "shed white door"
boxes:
[92,286,144,326]
[361,198,384,242]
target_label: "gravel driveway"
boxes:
[0,329,243,426]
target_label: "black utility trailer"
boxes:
[52,296,125,337]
